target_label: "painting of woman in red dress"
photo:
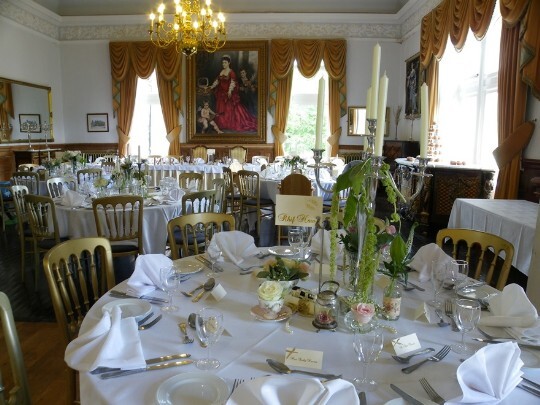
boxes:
[207,55,257,132]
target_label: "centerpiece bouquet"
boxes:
[61,150,84,173]
[283,155,307,173]
[93,177,110,197]
[43,158,61,174]
[257,256,310,293]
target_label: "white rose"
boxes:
[258,281,284,301]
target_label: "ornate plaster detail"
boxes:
[0,1,59,39]
[401,0,441,37]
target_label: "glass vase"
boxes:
[382,279,402,321]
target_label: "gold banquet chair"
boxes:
[0,181,15,231]
[43,237,116,404]
[11,171,39,195]
[178,172,204,191]
[46,176,77,198]
[436,228,515,290]
[191,145,208,161]
[0,292,31,405]
[212,178,227,214]
[167,213,235,259]
[230,146,248,164]
[11,185,33,282]
[76,168,102,185]
[222,167,241,217]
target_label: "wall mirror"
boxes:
[0,77,53,144]
[348,105,391,136]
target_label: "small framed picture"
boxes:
[87,113,109,132]
[19,114,41,132]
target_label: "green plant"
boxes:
[378,222,417,284]
[256,257,310,281]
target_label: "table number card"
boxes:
[413,302,432,323]
[390,333,422,356]
[209,284,227,301]
[284,348,323,370]
[275,195,323,227]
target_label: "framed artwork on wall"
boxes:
[187,40,268,144]
[18,114,41,132]
[87,113,109,132]
[405,53,423,117]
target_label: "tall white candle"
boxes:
[315,77,325,149]
[420,83,429,158]
[369,43,381,119]
[365,87,372,134]
[138,146,141,162]
[374,72,389,156]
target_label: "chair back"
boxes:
[182,189,217,215]
[279,173,313,196]
[167,213,235,259]
[230,146,248,164]
[0,292,31,405]
[237,170,261,200]
[101,161,116,175]
[11,171,39,195]
[178,172,204,191]
[76,168,102,185]
[211,178,227,213]
[46,177,77,198]
[10,185,29,235]
[191,146,208,161]
[0,181,14,231]
[436,228,515,290]
[92,196,144,256]
[17,163,39,172]
[24,194,60,244]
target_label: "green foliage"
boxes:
[256,257,310,281]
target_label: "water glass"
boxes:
[299,227,314,259]
[288,227,303,254]
[160,267,179,312]
[195,308,224,370]
[428,260,446,308]
[448,260,469,292]
[352,329,384,392]
[205,240,222,278]
[452,298,481,355]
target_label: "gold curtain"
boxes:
[109,42,183,156]
[269,39,347,156]
[0,81,13,139]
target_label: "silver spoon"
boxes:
[188,312,207,348]
[181,283,204,297]
[391,347,435,363]
[191,278,215,303]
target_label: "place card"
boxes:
[275,195,323,227]
[284,348,323,370]
[391,333,422,356]
[209,284,226,301]
[413,302,432,323]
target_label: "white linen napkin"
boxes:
[227,376,359,405]
[479,284,538,328]
[193,157,205,164]
[311,229,344,265]
[64,306,146,372]
[506,319,540,346]
[208,231,259,265]
[127,254,173,296]
[408,243,453,282]
[446,342,523,404]
[61,189,86,207]
[167,188,185,201]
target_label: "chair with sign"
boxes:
[76,168,102,185]
[178,172,204,192]
[92,195,144,259]
[0,291,31,405]
[237,169,275,244]
[11,171,39,195]
[436,228,515,290]
[230,146,248,164]
[191,145,208,161]
[167,213,235,259]
[11,185,33,282]
[46,176,77,198]
[276,173,314,245]
[43,237,115,404]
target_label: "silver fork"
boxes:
[419,377,446,404]
[391,347,435,363]
[401,345,451,374]
[138,314,162,330]
[434,309,449,327]
[445,299,459,331]
[178,323,194,344]
[230,378,244,395]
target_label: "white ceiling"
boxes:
[31,0,413,17]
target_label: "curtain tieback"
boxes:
[493,121,535,168]
[166,126,181,143]
[272,125,287,144]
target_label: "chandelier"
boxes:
[148,0,226,57]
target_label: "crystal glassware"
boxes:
[205,239,222,278]
[299,226,314,259]
[448,260,469,292]
[427,260,446,308]
[452,298,481,355]
[195,307,224,370]
[352,329,384,392]
[288,227,303,255]
[160,266,179,312]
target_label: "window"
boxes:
[284,62,329,158]
[129,71,168,157]
[437,8,501,170]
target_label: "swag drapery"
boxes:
[420,0,539,199]
[109,42,183,157]
[269,39,347,157]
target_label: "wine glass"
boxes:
[448,260,469,293]
[195,307,224,370]
[288,227,303,255]
[452,298,481,355]
[160,266,179,312]
[299,226,314,259]
[205,239,222,278]
[427,260,446,308]
[352,329,384,392]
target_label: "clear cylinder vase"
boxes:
[382,279,402,321]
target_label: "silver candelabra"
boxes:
[0,122,12,140]
[392,157,432,218]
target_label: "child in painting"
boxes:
[197,100,223,134]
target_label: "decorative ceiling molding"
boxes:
[0,0,59,39]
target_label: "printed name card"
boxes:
[413,302,432,323]
[284,348,323,370]
[391,333,422,356]
[275,195,323,227]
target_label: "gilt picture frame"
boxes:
[87,113,109,132]
[405,53,423,116]
[187,40,268,144]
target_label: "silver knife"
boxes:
[523,377,540,390]
[390,384,424,405]
[90,353,191,374]
[518,383,540,397]
[109,290,168,303]
[472,338,540,350]
[99,359,193,379]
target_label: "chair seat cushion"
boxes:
[172,229,206,245]
[243,198,274,206]
[111,244,140,254]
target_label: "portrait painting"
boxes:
[405,53,423,116]
[187,40,268,144]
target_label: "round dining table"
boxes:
[76,253,540,404]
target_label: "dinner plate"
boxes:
[456,285,495,301]
[155,372,229,405]
[172,258,204,275]
[385,397,437,405]
[267,246,300,257]
[101,299,152,321]
[250,305,292,322]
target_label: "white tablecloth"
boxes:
[77,255,540,404]
[55,201,181,254]
[448,198,538,275]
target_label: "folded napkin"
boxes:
[168,188,185,201]
[479,284,538,328]
[408,243,453,282]
[208,231,259,264]
[193,157,205,164]
[447,342,523,404]
[311,229,344,265]
[61,189,86,207]
[64,306,146,372]
[127,254,173,296]
[506,319,540,345]
[227,376,359,405]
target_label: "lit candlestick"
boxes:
[138,146,141,163]
[315,77,325,149]
[420,83,429,158]
[368,43,381,119]
[365,87,372,134]
[374,72,388,156]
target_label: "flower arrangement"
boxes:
[43,158,61,170]
[93,177,110,189]
[120,157,134,176]
[283,155,307,169]
[61,150,84,164]
[258,281,285,301]
[378,223,417,285]
[256,257,310,281]
[350,302,376,324]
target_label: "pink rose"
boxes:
[385,225,397,235]
[351,303,375,324]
